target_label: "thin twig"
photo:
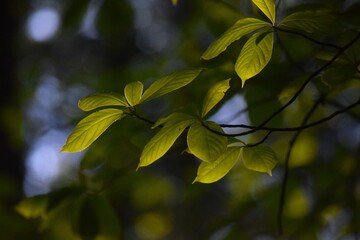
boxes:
[246,131,272,147]
[209,32,360,137]
[277,95,324,235]
[326,99,360,122]
[275,27,342,50]
[129,108,156,125]
[214,98,360,136]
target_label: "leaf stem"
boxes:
[128,108,156,125]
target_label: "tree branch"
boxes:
[210,32,360,137]
[246,131,272,147]
[242,32,359,133]
[213,98,360,136]
[277,95,324,235]
[275,27,342,50]
[128,109,156,125]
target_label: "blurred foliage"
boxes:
[0,0,359,239]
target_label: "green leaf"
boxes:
[194,147,241,184]
[279,10,341,35]
[78,93,128,111]
[139,114,195,168]
[124,81,143,106]
[202,18,270,60]
[252,0,276,24]
[235,29,274,87]
[242,145,277,175]
[187,122,228,162]
[61,109,123,152]
[201,79,231,118]
[15,195,48,219]
[141,69,202,103]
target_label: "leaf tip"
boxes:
[241,79,245,88]
[60,145,68,152]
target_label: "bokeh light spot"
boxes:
[26,7,60,42]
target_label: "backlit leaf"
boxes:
[194,147,241,184]
[202,18,270,60]
[252,0,276,24]
[171,0,178,6]
[235,29,273,87]
[124,81,143,106]
[201,79,231,118]
[141,69,202,103]
[139,114,195,167]
[78,93,128,111]
[61,109,123,152]
[279,10,341,35]
[187,122,227,162]
[242,145,277,175]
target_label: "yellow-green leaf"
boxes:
[139,114,195,168]
[171,0,178,6]
[61,109,123,152]
[78,93,128,111]
[202,18,270,60]
[279,10,341,35]
[187,122,227,162]
[141,69,202,103]
[201,79,231,118]
[194,147,241,184]
[124,81,143,106]
[235,29,273,87]
[252,0,276,24]
[15,195,48,219]
[242,145,277,175]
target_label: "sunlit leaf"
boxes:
[194,147,241,184]
[242,145,277,175]
[78,93,128,111]
[235,29,273,87]
[202,18,270,60]
[252,0,276,24]
[139,114,195,167]
[124,81,143,106]
[15,195,48,219]
[61,109,123,152]
[201,79,231,118]
[279,10,341,35]
[141,69,202,103]
[187,122,227,162]
[171,0,178,6]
